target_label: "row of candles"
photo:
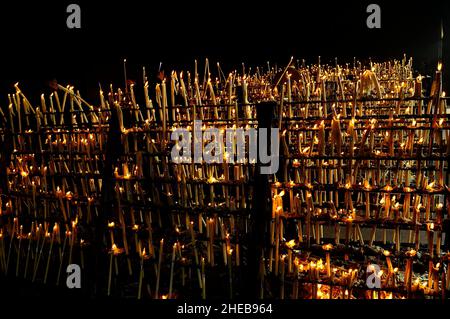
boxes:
[269,57,449,299]
[0,56,449,299]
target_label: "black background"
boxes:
[0,0,449,104]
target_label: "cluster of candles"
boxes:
[269,56,449,299]
[0,56,448,299]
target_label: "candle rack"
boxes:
[0,57,449,299]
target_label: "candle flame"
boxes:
[207,175,218,184]
[407,249,417,257]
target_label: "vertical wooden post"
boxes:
[248,101,277,297]
[92,101,122,296]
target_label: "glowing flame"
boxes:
[407,249,416,257]
[286,239,296,249]
[207,176,218,184]
[65,191,73,200]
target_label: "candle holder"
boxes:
[0,57,448,300]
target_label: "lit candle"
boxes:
[40,94,48,125]
[14,91,22,133]
[404,249,416,291]
[383,250,394,287]
[171,71,176,121]
[179,72,189,120]
[286,240,295,273]
[228,73,233,107]
[427,223,434,258]
[43,223,57,284]
[201,257,206,299]
[107,243,117,296]
[188,221,202,289]
[208,218,214,266]
[169,243,177,298]
[137,247,146,299]
[289,181,295,213]
[207,78,218,119]
[194,77,203,119]
[161,80,168,142]
[318,120,325,156]
[280,254,286,299]
[227,248,233,298]
[15,225,23,277]
[331,115,342,155]
[322,243,333,278]
[287,73,292,118]
[383,185,392,218]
